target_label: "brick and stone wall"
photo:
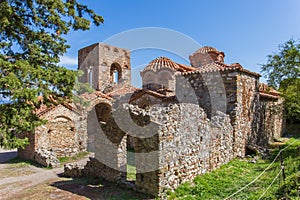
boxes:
[250,96,284,146]
[121,103,234,196]
[65,43,285,198]
[78,43,131,92]
[176,70,283,156]
[234,72,260,156]
[18,105,87,161]
[85,101,127,181]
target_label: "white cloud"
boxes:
[59,55,77,66]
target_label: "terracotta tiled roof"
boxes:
[193,46,222,55]
[141,57,195,73]
[80,91,113,101]
[35,103,82,117]
[34,95,83,117]
[129,89,175,103]
[180,61,260,77]
[176,63,196,72]
[107,86,140,97]
[259,83,280,99]
[35,104,56,117]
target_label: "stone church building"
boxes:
[19,42,284,197]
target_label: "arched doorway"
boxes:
[87,101,127,181]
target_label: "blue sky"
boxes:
[60,0,300,86]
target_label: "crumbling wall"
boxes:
[177,71,238,119]
[251,96,284,145]
[78,43,131,92]
[123,103,234,196]
[234,73,259,156]
[85,102,127,182]
[18,105,87,162]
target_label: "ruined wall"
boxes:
[85,102,127,182]
[251,96,284,146]
[18,105,87,160]
[123,103,234,196]
[17,132,36,160]
[157,104,234,194]
[177,71,238,119]
[234,73,260,156]
[177,71,277,157]
[78,43,131,92]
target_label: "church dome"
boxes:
[192,46,225,58]
[189,46,225,67]
[194,46,220,54]
[142,57,182,73]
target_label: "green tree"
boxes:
[261,39,300,122]
[0,0,103,148]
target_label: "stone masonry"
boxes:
[18,104,87,166]
[62,43,285,198]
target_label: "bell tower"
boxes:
[78,43,131,93]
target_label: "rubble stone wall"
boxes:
[86,102,127,182]
[18,105,87,161]
[251,97,284,146]
[78,43,131,92]
[177,71,283,156]
[234,72,259,156]
[124,103,234,196]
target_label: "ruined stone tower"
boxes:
[78,43,131,92]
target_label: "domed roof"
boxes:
[141,57,195,73]
[193,46,225,56]
[189,46,226,67]
[195,46,219,54]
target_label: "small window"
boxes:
[88,66,93,86]
[113,70,119,84]
[110,63,122,84]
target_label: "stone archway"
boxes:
[86,98,112,152]
[87,100,127,181]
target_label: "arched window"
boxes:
[87,66,93,86]
[112,70,119,84]
[110,63,122,84]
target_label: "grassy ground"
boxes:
[58,151,90,164]
[168,137,300,200]
[127,150,136,181]
[6,156,42,167]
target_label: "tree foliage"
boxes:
[261,39,300,89]
[261,39,300,122]
[0,0,103,148]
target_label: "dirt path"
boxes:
[0,153,90,200]
[0,153,150,200]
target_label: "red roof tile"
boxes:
[259,83,280,99]
[192,46,224,56]
[107,86,140,97]
[180,61,260,77]
[35,103,82,117]
[141,57,195,74]
[129,89,174,103]
[80,91,113,101]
